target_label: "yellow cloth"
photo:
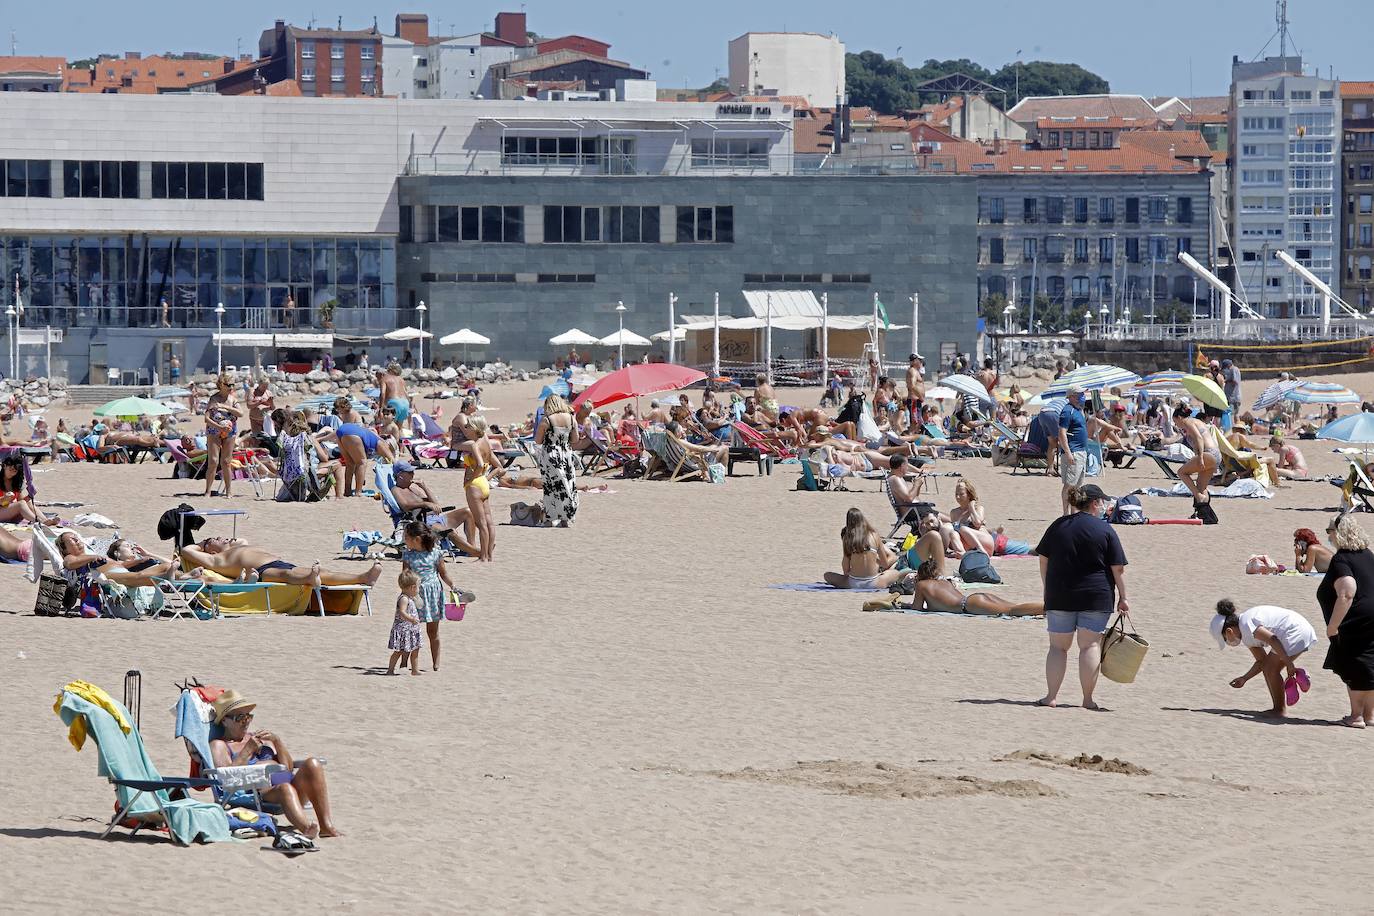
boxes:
[53,680,130,750]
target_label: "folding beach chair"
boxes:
[884,476,936,539]
[1140,449,1183,480]
[1335,460,1374,513]
[54,685,232,845]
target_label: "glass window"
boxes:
[715,206,733,244]
[313,240,334,287]
[1046,198,1064,224]
[1099,197,1115,222]
[168,162,187,198]
[300,42,315,59]
[989,237,1004,264]
[246,163,263,200]
[1023,198,1038,223]
[6,159,26,197]
[227,163,247,200]
[290,241,312,283]
[336,239,358,284]
[1177,197,1193,224]
[1074,197,1089,223]
[481,206,502,242]
[331,43,344,59]
[1125,197,1139,223]
[988,197,1005,223]
[207,162,227,199]
[437,206,462,242]
[460,207,480,241]
[187,162,206,199]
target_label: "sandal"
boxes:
[1284,676,1300,707]
[1295,668,1311,693]
[269,830,319,855]
[1340,715,1367,729]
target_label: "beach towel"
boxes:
[1133,480,1272,499]
[865,604,1031,620]
[770,582,887,593]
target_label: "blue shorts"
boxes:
[388,397,410,422]
[1047,610,1112,634]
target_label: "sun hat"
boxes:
[1209,614,1229,650]
[211,689,257,724]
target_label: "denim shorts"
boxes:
[1046,610,1112,634]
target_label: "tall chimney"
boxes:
[494,11,528,46]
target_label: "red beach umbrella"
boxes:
[571,363,707,409]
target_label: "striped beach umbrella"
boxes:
[1024,393,1068,414]
[1284,381,1361,406]
[936,373,995,406]
[1251,379,1303,411]
[1133,370,1188,395]
[1044,364,1140,395]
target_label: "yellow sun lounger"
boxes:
[175,565,367,617]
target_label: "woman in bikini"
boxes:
[457,416,497,561]
[1267,436,1308,483]
[948,480,1034,557]
[55,532,193,587]
[823,507,905,589]
[1174,403,1221,510]
[1294,527,1333,573]
[0,455,56,526]
[913,559,1044,616]
[203,374,243,498]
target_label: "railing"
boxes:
[405,151,975,178]
[1083,317,1374,341]
[0,304,404,335]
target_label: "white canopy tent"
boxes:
[384,326,432,341]
[549,328,600,347]
[438,328,491,363]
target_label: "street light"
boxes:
[616,300,627,367]
[416,299,427,369]
[667,292,678,364]
[4,305,14,379]
[214,302,226,372]
[1098,303,1109,337]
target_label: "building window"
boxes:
[1361,224,1373,247]
[503,136,607,167]
[1361,256,1373,280]
[436,206,522,242]
[1044,236,1065,263]
[1148,196,1168,222]
[1047,276,1065,302]
[1071,276,1091,301]
[1074,197,1089,223]
[988,237,1004,264]
[537,274,596,283]
[1023,237,1037,261]
[1099,197,1115,223]
[361,65,375,84]
[1149,236,1169,262]
[1362,194,1373,214]
[300,42,315,59]
[605,206,660,243]
[675,206,734,243]
[151,162,263,201]
[331,67,344,83]
[543,205,602,243]
[360,45,375,60]
[1177,237,1192,256]
[1360,163,1374,181]
[331,43,344,60]
[1125,237,1141,263]
[1,160,52,198]
[987,197,1004,223]
[1125,197,1139,223]
[1177,197,1193,224]
[301,67,315,82]
[1022,198,1038,223]
[62,160,139,199]
[1045,197,1064,224]
[689,138,768,169]
[1074,237,1089,263]
[1099,236,1115,263]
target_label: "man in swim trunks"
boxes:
[904,353,925,425]
[378,364,410,423]
[389,462,478,552]
[181,537,383,587]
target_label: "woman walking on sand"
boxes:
[1034,484,1128,711]
[1317,513,1374,727]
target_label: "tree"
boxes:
[697,76,729,94]
[846,52,1109,114]
[989,61,1110,106]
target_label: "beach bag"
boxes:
[958,549,1001,584]
[1192,498,1219,526]
[509,501,542,527]
[443,590,467,622]
[33,573,77,617]
[1100,614,1150,683]
[1109,494,1146,525]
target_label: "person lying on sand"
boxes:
[56,531,198,587]
[181,537,382,587]
[911,559,1044,616]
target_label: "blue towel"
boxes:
[173,691,213,772]
[768,582,888,593]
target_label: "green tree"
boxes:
[846,52,1109,114]
[697,76,729,94]
[990,61,1110,106]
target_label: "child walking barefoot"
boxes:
[400,520,475,672]
[388,568,423,676]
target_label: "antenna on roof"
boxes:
[10,30,15,56]
[337,15,342,31]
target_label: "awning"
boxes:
[742,290,823,319]
[678,316,907,332]
[212,332,334,348]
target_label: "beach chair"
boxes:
[1335,460,1374,513]
[642,431,705,482]
[54,684,232,845]
[171,687,281,833]
[884,476,936,539]
[732,421,793,461]
[1139,449,1183,480]
[1214,427,1271,489]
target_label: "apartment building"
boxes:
[1228,55,1339,317]
[257,20,383,97]
[0,56,64,92]
[382,12,530,100]
[1341,81,1374,310]
[64,52,234,94]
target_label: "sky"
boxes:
[5,0,1369,99]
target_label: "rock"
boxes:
[310,382,332,395]
[30,396,50,407]
[518,371,530,381]
[1033,368,1053,381]
[304,369,329,382]
[1010,364,1035,379]
[329,369,345,381]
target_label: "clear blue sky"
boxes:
[5,0,1368,98]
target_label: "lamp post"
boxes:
[615,300,627,368]
[667,292,677,364]
[5,305,14,379]
[215,302,225,372]
[416,299,427,369]
[1098,303,1109,337]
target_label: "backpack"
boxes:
[958,549,1002,584]
[1192,498,1219,525]
[1108,494,1146,525]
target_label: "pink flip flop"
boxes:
[1284,676,1301,707]
[1295,668,1311,693]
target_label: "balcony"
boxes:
[4,304,404,336]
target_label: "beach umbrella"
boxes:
[1284,381,1361,406]
[1315,412,1374,446]
[572,363,707,409]
[94,396,176,418]
[537,379,571,401]
[936,374,994,406]
[438,327,490,364]
[1133,371,1188,395]
[384,326,432,341]
[566,371,600,388]
[154,385,193,398]
[549,328,599,347]
[1043,364,1140,395]
[1252,379,1303,411]
[597,329,652,347]
[924,385,958,401]
[1180,374,1229,411]
[1030,396,1069,415]
[651,327,686,342]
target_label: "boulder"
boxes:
[1033,368,1054,381]
[1009,364,1036,379]
[310,382,333,395]
[304,369,329,382]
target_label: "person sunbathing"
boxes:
[911,511,950,577]
[0,455,56,526]
[56,532,193,587]
[663,421,729,467]
[101,429,165,450]
[0,526,33,564]
[389,462,479,554]
[1267,436,1308,481]
[948,480,1033,557]
[823,508,907,589]
[1293,527,1332,573]
[912,559,1044,616]
[181,537,383,587]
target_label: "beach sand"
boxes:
[3,373,1371,913]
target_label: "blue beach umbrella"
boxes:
[936,373,994,406]
[1284,381,1360,406]
[1316,411,1374,444]
[1043,364,1140,396]
[1251,379,1303,411]
[537,379,571,400]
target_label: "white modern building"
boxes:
[1229,55,1339,317]
[727,32,844,108]
[382,32,521,100]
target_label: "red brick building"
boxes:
[257,20,383,97]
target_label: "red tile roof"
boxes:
[1035,115,1161,130]
[938,138,1209,175]
[1342,82,1374,98]
[1118,128,1213,161]
[0,55,64,76]
[65,54,231,93]
[1009,94,1160,122]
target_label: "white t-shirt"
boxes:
[1239,605,1318,655]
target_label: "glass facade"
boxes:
[0,234,395,330]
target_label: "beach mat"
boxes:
[1134,480,1271,499]
[866,604,1030,620]
[770,582,887,593]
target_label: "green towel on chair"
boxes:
[57,691,231,845]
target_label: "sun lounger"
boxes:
[55,684,232,845]
[642,430,705,482]
[1335,459,1374,513]
[884,476,936,539]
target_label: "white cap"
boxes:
[1209,614,1228,649]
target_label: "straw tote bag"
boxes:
[1100,613,1150,684]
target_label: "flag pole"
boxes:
[820,292,829,391]
[712,291,720,378]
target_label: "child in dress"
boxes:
[387,568,423,676]
[400,520,474,673]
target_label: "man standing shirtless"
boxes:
[181,537,383,587]
[904,353,925,424]
[378,364,410,423]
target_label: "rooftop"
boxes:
[0,55,65,76]
[1007,93,1160,123]
[1341,81,1374,98]
[1034,115,1161,130]
[938,132,1212,175]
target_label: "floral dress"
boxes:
[400,546,446,623]
[536,419,579,525]
[388,596,422,652]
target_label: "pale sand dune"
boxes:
[3,373,1371,913]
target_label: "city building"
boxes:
[64,52,234,94]
[1341,81,1374,310]
[255,20,384,97]
[0,92,978,382]
[381,12,528,100]
[959,135,1215,321]
[487,48,647,100]
[909,76,1026,143]
[727,32,845,109]
[1006,94,1162,132]
[0,56,65,92]
[1228,54,1339,317]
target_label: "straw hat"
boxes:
[211,690,257,724]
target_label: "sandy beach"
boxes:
[3,372,1372,914]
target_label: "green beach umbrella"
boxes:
[93,396,177,418]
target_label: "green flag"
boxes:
[875,298,890,330]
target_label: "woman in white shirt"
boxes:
[1212,599,1317,718]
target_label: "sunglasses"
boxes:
[228,711,254,723]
